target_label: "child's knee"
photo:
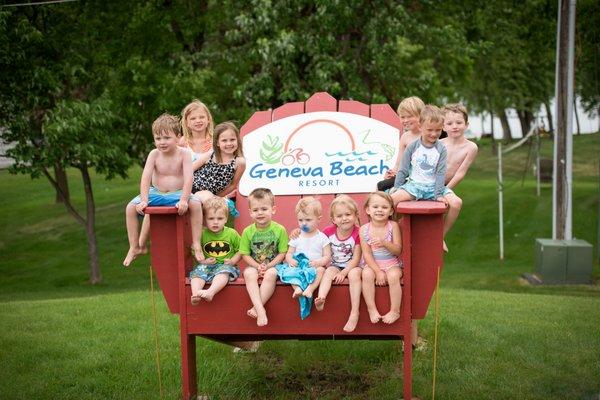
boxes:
[243,267,258,279]
[447,195,462,210]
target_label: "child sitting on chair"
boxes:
[240,188,288,326]
[377,96,425,192]
[189,197,241,304]
[315,195,362,332]
[439,103,478,251]
[282,197,331,300]
[123,113,203,267]
[360,192,403,325]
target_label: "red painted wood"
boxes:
[408,213,444,319]
[272,102,305,120]
[305,92,337,112]
[338,99,370,116]
[145,93,446,400]
[370,103,402,132]
[396,200,447,215]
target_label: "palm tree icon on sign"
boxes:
[281,148,310,166]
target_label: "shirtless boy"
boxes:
[123,113,204,266]
[377,96,425,191]
[439,103,478,250]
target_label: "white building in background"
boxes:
[466,97,599,139]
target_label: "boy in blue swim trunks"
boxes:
[189,196,241,304]
[123,113,203,266]
[390,104,450,204]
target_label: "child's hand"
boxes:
[375,270,387,286]
[308,260,320,268]
[369,237,383,247]
[333,270,348,284]
[288,228,301,240]
[223,258,234,265]
[176,200,189,215]
[135,201,147,215]
[203,257,216,265]
[384,169,396,179]
[289,259,298,267]
[258,263,267,277]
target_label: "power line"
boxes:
[1,0,78,8]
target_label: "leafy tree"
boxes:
[576,0,600,125]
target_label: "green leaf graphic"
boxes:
[260,134,283,164]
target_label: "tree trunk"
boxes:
[516,109,533,137]
[81,165,101,284]
[53,163,70,204]
[498,109,512,141]
[544,100,554,134]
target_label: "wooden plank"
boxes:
[273,102,305,120]
[338,99,369,116]
[370,103,401,131]
[305,92,337,112]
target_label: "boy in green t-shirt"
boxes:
[190,197,241,304]
[240,188,288,326]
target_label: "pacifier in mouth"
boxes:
[301,224,310,233]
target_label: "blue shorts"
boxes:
[394,181,453,200]
[130,187,183,207]
[189,263,240,282]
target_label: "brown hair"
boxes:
[213,121,244,163]
[181,99,214,145]
[443,103,469,124]
[419,104,445,125]
[295,196,322,218]
[248,188,275,207]
[364,191,396,221]
[152,113,181,137]
[397,96,425,117]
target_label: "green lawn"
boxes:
[0,133,599,399]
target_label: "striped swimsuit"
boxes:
[363,221,401,271]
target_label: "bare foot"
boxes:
[247,308,257,319]
[256,310,268,326]
[292,287,302,299]
[382,310,400,324]
[191,294,202,305]
[139,245,149,255]
[367,307,381,323]
[343,313,359,332]
[443,240,448,252]
[123,246,143,267]
[302,288,314,298]
[199,290,214,302]
[314,297,325,311]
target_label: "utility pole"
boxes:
[552,0,576,240]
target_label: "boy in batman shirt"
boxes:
[189,196,241,304]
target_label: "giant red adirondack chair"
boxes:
[145,92,445,399]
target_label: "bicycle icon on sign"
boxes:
[281,148,310,166]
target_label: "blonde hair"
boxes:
[248,188,275,207]
[213,121,244,163]
[364,191,396,221]
[295,196,322,218]
[397,96,425,117]
[203,196,229,216]
[443,103,469,124]
[152,113,181,137]
[330,194,359,223]
[181,99,214,145]
[420,104,445,125]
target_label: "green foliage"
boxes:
[576,0,600,115]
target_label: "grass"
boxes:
[0,133,599,399]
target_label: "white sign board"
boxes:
[239,111,398,196]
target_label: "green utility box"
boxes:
[535,239,593,284]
